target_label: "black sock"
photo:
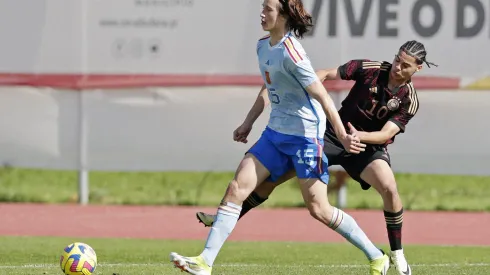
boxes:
[384,208,404,251]
[239,192,267,220]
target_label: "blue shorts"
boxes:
[247,127,329,184]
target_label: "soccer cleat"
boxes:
[390,249,412,275]
[169,252,212,275]
[369,253,390,275]
[196,212,216,227]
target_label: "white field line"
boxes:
[0,262,489,269]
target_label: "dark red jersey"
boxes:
[335,59,420,146]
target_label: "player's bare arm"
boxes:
[315,67,341,81]
[233,84,270,143]
[348,121,401,145]
[243,84,270,126]
[304,80,366,154]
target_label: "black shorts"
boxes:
[323,127,391,190]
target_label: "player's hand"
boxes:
[340,123,366,154]
[340,134,366,154]
[347,122,359,136]
[233,123,252,143]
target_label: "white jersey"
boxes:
[256,33,326,139]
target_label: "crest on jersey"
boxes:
[369,86,378,94]
[265,71,272,84]
[387,97,401,111]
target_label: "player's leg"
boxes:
[288,138,389,275]
[170,128,286,274]
[196,133,345,226]
[359,155,411,275]
[196,169,296,227]
[171,153,269,274]
[297,178,388,274]
[236,169,295,218]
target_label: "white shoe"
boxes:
[390,249,412,275]
[196,212,216,227]
[169,252,212,275]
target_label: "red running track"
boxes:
[0,203,488,246]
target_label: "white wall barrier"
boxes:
[1,87,489,176]
[1,0,490,204]
[0,0,489,79]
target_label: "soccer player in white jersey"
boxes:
[169,0,390,274]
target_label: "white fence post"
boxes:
[78,90,89,205]
[337,183,347,209]
[78,0,89,205]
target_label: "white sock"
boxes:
[200,202,241,266]
[329,207,383,261]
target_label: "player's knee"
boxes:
[377,179,399,200]
[307,203,322,220]
[225,179,250,203]
[306,202,333,224]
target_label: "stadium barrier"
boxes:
[1,74,489,205]
[2,0,490,205]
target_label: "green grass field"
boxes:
[1,168,490,274]
[1,167,490,211]
[1,236,489,275]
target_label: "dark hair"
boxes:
[400,40,438,68]
[278,0,313,39]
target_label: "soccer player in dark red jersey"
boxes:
[196,40,437,275]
